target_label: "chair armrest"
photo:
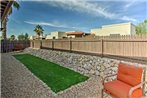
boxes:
[102,74,117,85]
[128,81,147,98]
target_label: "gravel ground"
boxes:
[1,53,103,98]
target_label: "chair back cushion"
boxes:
[117,63,143,86]
[15,44,24,49]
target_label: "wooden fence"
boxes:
[30,35,147,58]
[1,40,30,53]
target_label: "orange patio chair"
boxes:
[102,63,146,98]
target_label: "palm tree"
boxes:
[136,20,147,34]
[24,33,29,40]
[34,25,44,39]
[2,1,20,39]
[8,1,20,15]
[10,35,15,40]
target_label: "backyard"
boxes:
[14,54,88,93]
[1,48,147,98]
[1,0,147,98]
[1,52,102,98]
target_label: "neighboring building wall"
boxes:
[29,35,45,40]
[46,35,52,39]
[131,24,136,35]
[46,31,67,39]
[91,22,136,36]
[67,34,84,38]
[66,31,85,38]
[58,32,67,39]
[67,35,76,38]
[51,32,59,39]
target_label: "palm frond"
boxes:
[34,25,44,37]
[13,1,20,10]
[8,7,12,15]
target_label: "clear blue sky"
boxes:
[7,0,147,37]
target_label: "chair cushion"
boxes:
[15,44,24,50]
[104,80,142,98]
[117,63,143,86]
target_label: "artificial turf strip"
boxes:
[13,54,88,93]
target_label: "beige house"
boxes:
[91,22,136,36]
[46,31,67,39]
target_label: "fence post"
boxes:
[101,39,104,57]
[52,40,54,50]
[32,40,34,48]
[40,40,42,49]
[33,41,34,48]
[70,40,72,52]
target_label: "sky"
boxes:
[7,0,147,37]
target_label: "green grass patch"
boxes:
[13,54,88,93]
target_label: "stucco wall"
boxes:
[58,32,67,39]
[67,35,76,38]
[131,24,136,35]
[46,32,67,39]
[46,35,53,39]
[91,23,136,36]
